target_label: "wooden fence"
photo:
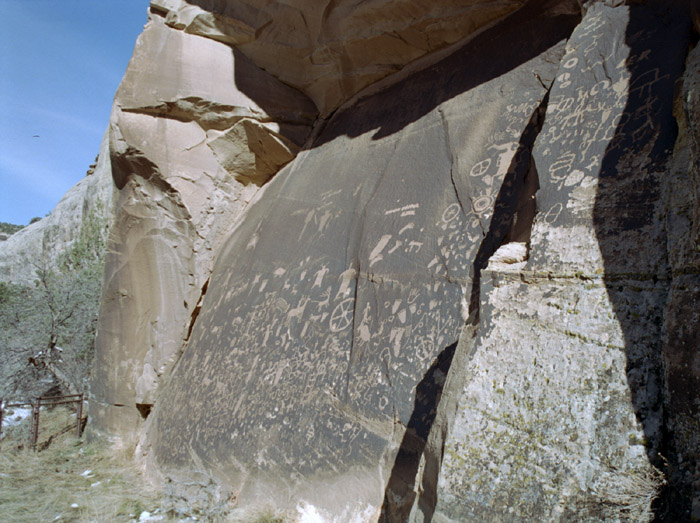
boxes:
[0,393,84,450]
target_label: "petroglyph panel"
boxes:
[432,4,692,521]
[143,2,580,517]
[529,3,687,276]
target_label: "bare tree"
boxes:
[0,205,108,399]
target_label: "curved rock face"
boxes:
[89,0,700,520]
[0,131,115,285]
[151,0,526,116]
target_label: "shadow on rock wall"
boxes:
[591,2,695,519]
[380,341,457,521]
[231,0,581,148]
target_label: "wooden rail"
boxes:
[1,393,84,450]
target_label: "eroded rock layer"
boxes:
[89,10,317,442]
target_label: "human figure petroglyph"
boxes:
[369,235,392,266]
[313,267,329,289]
[286,296,310,339]
[336,268,356,298]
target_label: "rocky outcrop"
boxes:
[86,0,700,520]
[88,0,531,448]
[151,0,526,116]
[0,131,115,285]
[425,5,695,520]
[88,7,318,443]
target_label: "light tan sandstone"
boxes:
[89,10,316,444]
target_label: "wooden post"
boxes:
[75,393,83,438]
[29,399,40,451]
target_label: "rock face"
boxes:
[427,6,696,520]
[0,131,115,285]
[140,2,580,517]
[89,9,317,442]
[87,0,700,520]
[152,0,526,116]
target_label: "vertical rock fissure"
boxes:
[468,90,549,319]
[380,91,551,522]
[185,277,210,344]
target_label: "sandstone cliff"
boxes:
[87,0,700,520]
[0,130,115,285]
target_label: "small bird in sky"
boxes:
[32,135,40,138]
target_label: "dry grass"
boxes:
[0,407,293,522]
[0,406,172,522]
[588,464,667,522]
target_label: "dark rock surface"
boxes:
[140,1,582,518]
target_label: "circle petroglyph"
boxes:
[473,194,494,213]
[441,203,461,224]
[469,158,491,177]
[543,203,564,224]
[329,298,354,332]
[563,56,578,69]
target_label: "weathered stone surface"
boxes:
[78,0,700,519]
[428,3,695,521]
[88,10,316,445]
[138,1,581,518]
[151,0,527,115]
[0,130,115,285]
[662,39,700,520]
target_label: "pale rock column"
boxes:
[89,7,316,446]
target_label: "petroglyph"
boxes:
[385,203,420,216]
[369,235,393,267]
[441,203,461,224]
[141,4,582,516]
[329,298,355,333]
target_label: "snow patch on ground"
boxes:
[296,502,376,523]
[1,407,32,429]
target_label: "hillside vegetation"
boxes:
[0,222,24,238]
[0,206,108,400]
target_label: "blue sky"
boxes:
[0,1,148,225]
